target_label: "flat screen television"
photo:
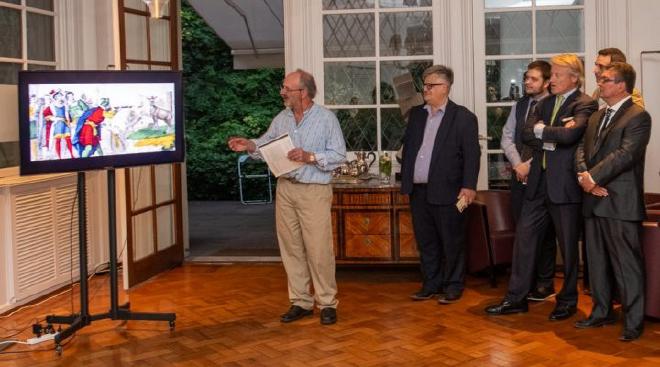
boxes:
[18,70,184,175]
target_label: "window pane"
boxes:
[132,211,154,261]
[485,11,531,55]
[488,153,512,189]
[130,166,153,211]
[487,106,511,150]
[124,0,147,11]
[0,142,20,169]
[485,58,530,102]
[485,0,531,8]
[27,64,55,70]
[27,12,55,61]
[1,0,21,4]
[125,13,149,61]
[156,205,175,251]
[324,61,376,105]
[379,0,432,8]
[322,0,374,10]
[126,63,150,70]
[536,10,584,53]
[150,18,171,62]
[333,108,377,151]
[324,13,375,57]
[536,0,583,6]
[155,164,173,203]
[27,0,54,11]
[380,60,431,104]
[0,7,21,58]
[381,108,406,150]
[0,62,21,84]
[380,12,432,56]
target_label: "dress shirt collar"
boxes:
[423,101,447,117]
[605,95,632,114]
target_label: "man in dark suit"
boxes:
[574,62,651,342]
[486,54,598,320]
[400,65,480,304]
[500,61,558,302]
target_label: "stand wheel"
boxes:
[55,344,63,356]
[169,320,175,330]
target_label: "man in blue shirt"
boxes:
[228,69,346,325]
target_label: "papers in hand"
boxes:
[257,134,304,177]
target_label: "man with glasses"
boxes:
[500,60,558,303]
[592,48,644,108]
[575,62,651,341]
[228,69,346,325]
[400,65,480,304]
[486,54,598,320]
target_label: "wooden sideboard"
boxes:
[332,180,419,263]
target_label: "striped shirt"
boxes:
[250,103,346,184]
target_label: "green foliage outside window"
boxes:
[182,0,284,200]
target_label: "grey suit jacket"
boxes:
[575,98,652,221]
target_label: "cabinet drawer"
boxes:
[399,234,419,258]
[345,235,391,258]
[395,193,410,205]
[344,212,390,234]
[398,211,414,234]
[342,193,391,205]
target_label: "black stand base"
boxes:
[45,170,175,356]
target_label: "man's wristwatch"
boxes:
[308,152,316,164]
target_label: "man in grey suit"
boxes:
[574,62,651,342]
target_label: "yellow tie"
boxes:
[543,95,564,169]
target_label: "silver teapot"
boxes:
[353,151,376,175]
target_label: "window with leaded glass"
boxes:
[322,0,432,153]
[483,0,584,189]
[1,0,55,171]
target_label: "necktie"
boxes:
[526,99,538,121]
[596,108,614,140]
[542,96,564,170]
[549,94,564,126]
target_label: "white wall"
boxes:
[629,0,660,192]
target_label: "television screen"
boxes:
[18,70,184,175]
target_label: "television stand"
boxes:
[46,170,175,356]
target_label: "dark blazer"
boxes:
[575,99,651,221]
[521,90,598,204]
[400,100,480,205]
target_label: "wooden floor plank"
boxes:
[0,264,658,366]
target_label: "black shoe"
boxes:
[438,292,462,304]
[574,315,616,329]
[549,304,577,321]
[619,328,642,342]
[320,308,337,325]
[527,287,556,302]
[280,305,313,323]
[410,290,438,301]
[485,299,529,315]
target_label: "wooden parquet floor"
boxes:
[1,264,659,366]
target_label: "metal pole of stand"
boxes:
[108,169,119,319]
[78,171,90,319]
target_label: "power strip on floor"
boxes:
[27,332,58,345]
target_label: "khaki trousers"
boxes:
[276,178,338,309]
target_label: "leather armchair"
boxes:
[465,190,515,287]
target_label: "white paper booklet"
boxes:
[258,134,304,177]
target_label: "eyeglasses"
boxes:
[280,85,303,93]
[597,77,622,85]
[423,83,446,90]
